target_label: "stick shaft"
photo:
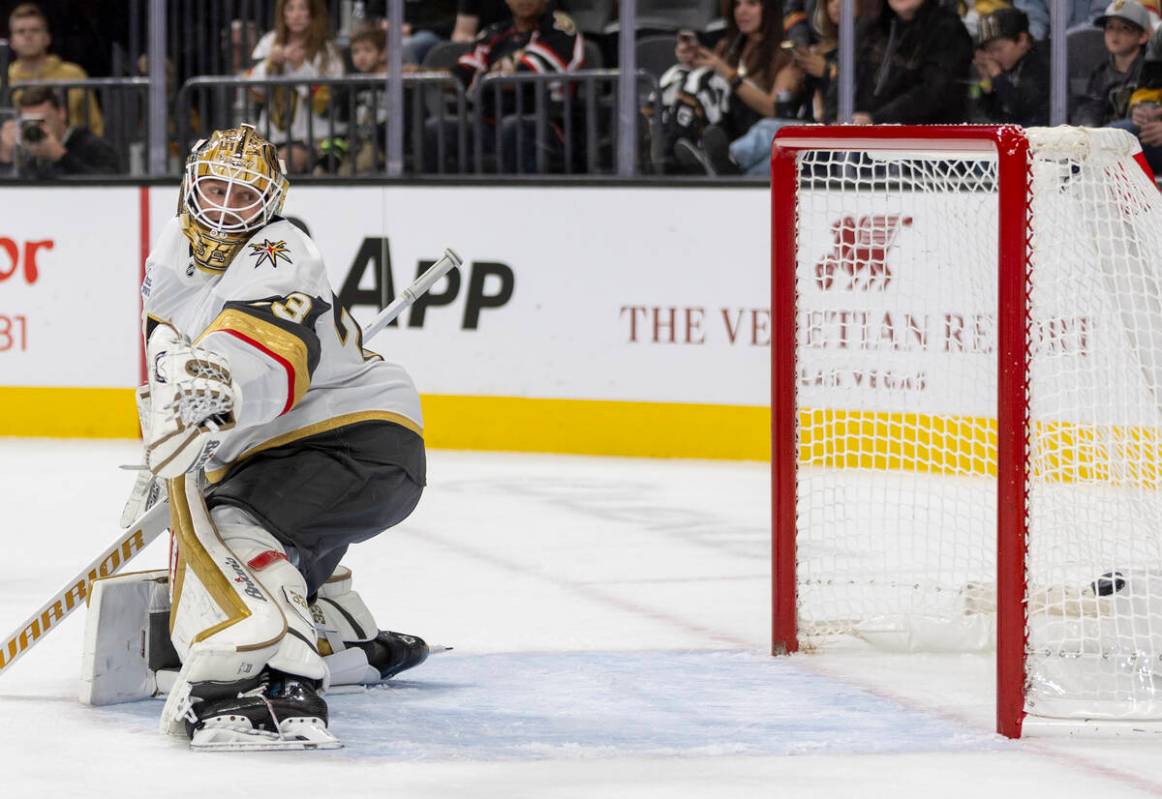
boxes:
[362,248,463,341]
[0,501,170,675]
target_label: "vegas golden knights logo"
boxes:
[249,239,293,269]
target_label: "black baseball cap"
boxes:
[977,7,1030,47]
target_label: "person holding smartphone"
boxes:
[714,0,842,176]
[655,0,802,174]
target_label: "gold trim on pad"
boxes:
[168,477,251,643]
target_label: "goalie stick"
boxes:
[0,248,464,678]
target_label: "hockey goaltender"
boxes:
[102,124,435,750]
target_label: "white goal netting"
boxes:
[785,127,1162,721]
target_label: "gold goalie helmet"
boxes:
[179,123,289,272]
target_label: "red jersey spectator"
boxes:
[425,0,583,173]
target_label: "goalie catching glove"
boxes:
[144,324,240,478]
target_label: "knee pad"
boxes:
[166,476,324,685]
[212,505,326,682]
[167,477,285,684]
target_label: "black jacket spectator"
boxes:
[23,126,119,177]
[976,42,1050,125]
[851,0,974,123]
[0,86,119,178]
[1072,51,1145,126]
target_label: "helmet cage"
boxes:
[184,159,285,237]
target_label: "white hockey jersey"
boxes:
[142,215,423,483]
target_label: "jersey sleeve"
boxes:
[456,28,496,87]
[519,12,584,75]
[194,223,333,429]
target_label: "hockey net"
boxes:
[771,126,1162,736]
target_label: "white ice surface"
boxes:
[2,440,1162,797]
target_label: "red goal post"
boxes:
[770,125,1162,739]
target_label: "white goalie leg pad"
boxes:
[79,569,172,706]
[161,474,287,735]
[212,505,326,685]
[145,323,240,479]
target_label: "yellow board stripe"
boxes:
[0,388,769,458]
[4,387,1162,487]
[0,387,139,438]
[799,408,995,477]
[419,395,771,460]
[799,409,1162,488]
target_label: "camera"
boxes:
[20,116,47,145]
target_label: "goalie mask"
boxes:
[179,124,288,272]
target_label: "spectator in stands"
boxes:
[959,0,1020,39]
[6,3,103,137]
[424,0,583,174]
[366,0,459,64]
[1071,0,1150,127]
[230,19,263,73]
[451,0,513,42]
[316,26,401,174]
[1110,19,1162,173]
[657,0,802,174]
[247,0,344,173]
[0,85,118,177]
[971,8,1050,126]
[695,0,843,176]
[845,0,973,125]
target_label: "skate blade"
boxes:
[190,719,343,752]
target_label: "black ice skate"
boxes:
[352,630,431,680]
[182,669,341,751]
[312,567,449,687]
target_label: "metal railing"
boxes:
[0,39,10,107]
[175,70,662,176]
[470,70,661,176]
[177,73,468,175]
[2,78,151,175]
